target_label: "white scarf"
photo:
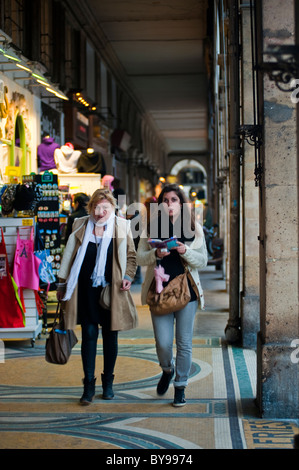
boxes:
[63,213,115,301]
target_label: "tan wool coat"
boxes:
[58,215,138,331]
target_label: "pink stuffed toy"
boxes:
[154,265,170,293]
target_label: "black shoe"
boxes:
[101,373,114,399]
[173,387,186,407]
[157,369,174,395]
[80,377,96,405]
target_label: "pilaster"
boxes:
[257,0,299,418]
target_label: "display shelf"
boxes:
[57,173,102,195]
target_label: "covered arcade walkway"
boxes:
[0,266,298,450]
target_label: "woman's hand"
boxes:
[121,279,132,290]
[56,281,66,301]
[156,247,170,259]
[172,241,186,255]
[56,289,65,301]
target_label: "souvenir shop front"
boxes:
[0,76,108,345]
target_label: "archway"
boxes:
[169,159,208,201]
[170,159,207,179]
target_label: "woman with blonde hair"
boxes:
[57,189,138,405]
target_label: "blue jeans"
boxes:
[150,301,197,388]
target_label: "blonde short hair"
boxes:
[87,189,117,213]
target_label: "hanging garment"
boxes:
[0,228,25,328]
[34,224,56,285]
[13,226,41,294]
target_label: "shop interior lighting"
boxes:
[16,63,32,72]
[0,47,68,100]
[75,91,90,107]
[3,52,20,62]
[36,78,49,86]
[46,86,68,100]
[54,91,68,101]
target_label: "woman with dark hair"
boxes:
[137,184,207,407]
[65,193,90,243]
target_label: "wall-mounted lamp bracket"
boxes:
[259,45,299,92]
[238,124,263,148]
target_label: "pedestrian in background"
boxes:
[64,193,90,243]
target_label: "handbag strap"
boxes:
[53,301,63,324]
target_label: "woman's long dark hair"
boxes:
[148,184,195,240]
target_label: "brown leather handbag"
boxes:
[146,269,191,315]
[99,285,111,310]
[45,302,78,364]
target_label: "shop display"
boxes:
[0,181,43,215]
[54,142,81,173]
[1,184,17,215]
[37,135,59,172]
[34,172,62,281]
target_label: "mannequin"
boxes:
[76,147,106,175]
[54,142,81,173]
[37,135,59,172]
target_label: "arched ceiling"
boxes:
[75,0,209,158]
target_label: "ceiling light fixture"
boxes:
[16,63,31,72]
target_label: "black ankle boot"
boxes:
[101,373,114,399]
[173,387,186,407]
[157,368,174,395]
[80,377,96,405]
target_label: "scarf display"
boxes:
[63,213,115,301]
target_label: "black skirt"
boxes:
[77,240,112,325]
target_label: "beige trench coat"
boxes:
[58,215,138,331]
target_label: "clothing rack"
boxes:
[0,218,42,347]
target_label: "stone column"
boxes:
[256,0,299,418]
[240,3,260,349]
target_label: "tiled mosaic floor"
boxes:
[0,269,298,451]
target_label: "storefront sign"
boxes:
[76,111,89,141]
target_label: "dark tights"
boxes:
[81,320,118,381]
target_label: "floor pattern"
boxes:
[0,332,298,450]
